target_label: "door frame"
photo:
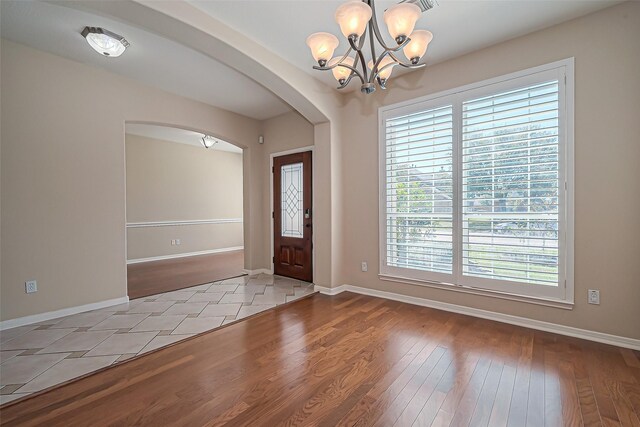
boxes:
[270,146,315,280]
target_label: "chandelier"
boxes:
[306,0,433,94]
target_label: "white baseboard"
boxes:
[242,268,273,275]
[314,285,347,296]
[127,246,244,265]
[0,296,130,331]
[318,284,640,351]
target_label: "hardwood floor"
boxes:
[127,250,244,299]
[1,292,639,426]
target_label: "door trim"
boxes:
[270,146,315,279]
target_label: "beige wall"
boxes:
[126,224,243,260]
[337,2,640,339]
[125,134,243,260]
[0,39,267,320]
[2,2,638,341]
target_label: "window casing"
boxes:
[379,59,574,305]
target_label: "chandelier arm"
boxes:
[369,49,394,83]
[367,16,382,85]
[358,27,367,50]
[383,36,412,54]
[358,50,369,82]
[386,51,427,69]
[370,0,413,53]
[345,26,369,82]
[347,35,358,51]
[374,61,398,80]
[349,44,363,83]
[313,62,366,85]
[350,38,368,82]
[368,0,396,52]
[368,20,377,65]
[311,47,353,71]
[338,63,366,84]
[337,73,356,89]
[396,62,426,69]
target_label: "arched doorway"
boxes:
[124,123,247,298]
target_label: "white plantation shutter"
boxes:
[380,60,572,303]
[384,105,454,279]
[461,81,561,287]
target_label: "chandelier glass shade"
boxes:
[335,1,372,38]
[306,0,433,94]
[305,32,339,66]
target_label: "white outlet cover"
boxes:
[588,289,600,305]
[361,262,368,272]
[25,280,38,294]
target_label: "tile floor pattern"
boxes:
[0,274,314,405]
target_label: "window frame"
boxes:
[378,58,574,308]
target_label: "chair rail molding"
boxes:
[126,218,243,228]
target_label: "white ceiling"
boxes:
[0,0,292,120]
[191,0,621,90]
[1,0,621,114]
[126,124,243,153]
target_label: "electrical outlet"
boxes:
[361,261,368,272]
[588,289,600,305]
[25,280,38,294]
[171,239,175,245]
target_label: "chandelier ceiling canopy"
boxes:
[306,0,433,94]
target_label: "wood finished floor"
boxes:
[1,292,639,426]
[127,250,245,299]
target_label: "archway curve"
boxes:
[55,0,340,125]
[61,0,342,288]
[124,120,249,150]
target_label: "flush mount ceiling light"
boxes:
[306,0,434,94]
[81,26,129,57]
[201,135,218,149]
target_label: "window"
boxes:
[379,59,573,305]
[281,162,304,238]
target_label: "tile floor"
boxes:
[0,274,314,405]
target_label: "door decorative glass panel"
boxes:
[281,162,304,238]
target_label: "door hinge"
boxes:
[272,256,275,263]
[272,211,274,218]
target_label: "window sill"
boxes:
[378,274,574,310]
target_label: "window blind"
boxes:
[384,105,454,275]
[461,81,560,286]
[380,61,572,303]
